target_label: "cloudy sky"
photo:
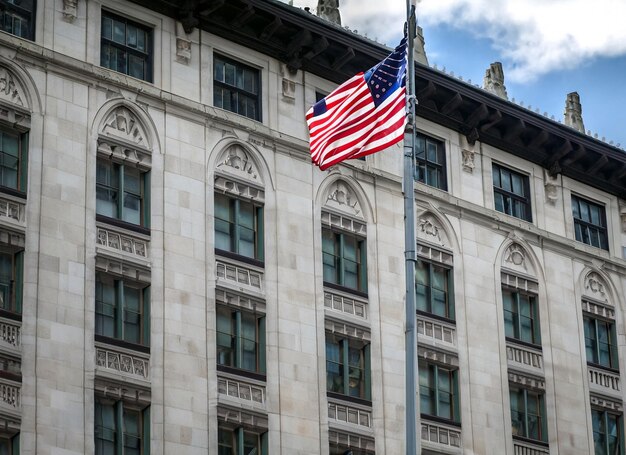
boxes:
[287,0,626,149]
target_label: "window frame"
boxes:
[218,424,268,455]
[325,332,371,402]
[216,304,266,376]
[415,258,455,321]
[100,10,153,83]
[96,158,151,232]
[0,127,28,196]
[592,408,624,455]
[213,54,261,122]
[584,313,619,371]
[0,0,36,40]
[95,396,150,455]
[214,192,264,263]
[95,273,150,349]
[0,247,23,317]
[414,132,447,190]
[492,163,532,222]
[322,227,367,294]
[502,288,541,346]
[571,194,608,251]
[418,360,460,423]
[509,387,548,443]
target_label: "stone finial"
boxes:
[317,0,341,25]
[483,62,508,100]
[564,92,585,133]
[414,26,428,66]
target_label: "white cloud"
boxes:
[285,0,626,83]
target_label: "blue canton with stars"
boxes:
[364,36,408,108]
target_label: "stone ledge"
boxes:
[217,372,266,412]
[95,342,150,385]
[421,419,462,453]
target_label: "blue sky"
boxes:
[287,0,626,149]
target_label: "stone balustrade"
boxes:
[0,379,20,414]
[417,315,456,347]
[95,344,150,381]
[328,400,371,429]
[506,342,543,374]
[0,197,24,225]
[0,316,20,354]
[217,374,266,408]
[513,439,550,455]
[421,419,462,449]
[96,226,149,259]
[588,365,620,398]
[216,259,263,293]
[324,291,367,320]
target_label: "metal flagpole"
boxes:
[404,1,418,454]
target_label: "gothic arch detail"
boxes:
[0,67,26,108]
[582,271,610,304]
[324,180,363,219]
[215,143,263,186]
[501,242,536,277]
[416,212,450,249]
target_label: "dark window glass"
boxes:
[95,273,150,347]
[503,289,541,345]
[419,360,460,422]
[0,0,34,40]
[101,12,152,82]
[493,163,532,221]
[510,387,547,442]
[414,133,447,190]
[571,195,608,250]
[325,333,370,400]
[0,129,27,193]
[214,193,263,261]
[592,409,623,455]
[95,398,149,455]
[216,305,265,374]
[0,249,23,315]
[96,159,150,228]
[0,434,19,455]
[322,228,367,293]
[416,259,454,320]
[217,425,267,455]
[584,314,618,370]
[214,55,260,121]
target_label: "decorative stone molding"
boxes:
[0,103,30,129]
[620,201,626,232]
[324,291,367,320]
[97,140,152,169]
[214,175,265,203]
[483,62,508,100]
[590,394,623,412]
[0,68,25,108]
[506,342,543,375]
[513,440,549,455]
[588,366,620,399]
[96,226,149,260]
[324,181,363,219]
[0,197,24,226]
[461,148,475,173]
[325,318,371,342]
[543,169,559,204]
[584,272,608,303]
[317,0,341,25]
[581,299,614,320]
[328,430,375,453]
[417,316,456,347]
[501,272,539,294]
[280,65,297,101]
[216,259,264,294]
[564,92,585,133]
[95,256,151,283]
[328,400,371,429]
[216,144,263,185]
[416,213,450,249]
[0,317,20,354]
[0,380,19,411]
[502,243,536,277]
[175,21,192,64]
[0,228,24,249]
[62,0,78,22]
[508,372,545,391]
[421,419,462,449]
[321,210,366,236]
[416,243,453,266]
[100,107,150,151]
[215,288,266,314]
[218,374,266,408]
[94,380,151,406]
[217,406,268,431]
[419,346,459,367]
[95,344,150,381]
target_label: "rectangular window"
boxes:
[218,425,267,455]
[95,273,150,347]
[493,163,532,222]
[216,305,265,374]
[214,193,264,261]
[414,133,447,190]
[325,333,371,401]
[510,387,547,442]
[0,249,23,315]
[592,409,623,455]
[0,0,34,40]
[416,259,454,320]
[572,195,608,250]
[101,11,152,82]
[95,397,150,455]
[322,228,367,293]
[503,289,541,345]
[0,129,28,193]
[419,360,460,422]
[0,434,19,454]
[584,314,618,370]
[213,55,260,121]
[96,159,150,228]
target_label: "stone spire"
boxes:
[414,26,428,66]
[564,92,585,133]
[317,0,341,25]
[483,62,508,100]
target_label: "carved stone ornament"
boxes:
[175,21,192,64]
[62,0,78,22]
[544,169,559,204]
[461,148,475,173]
[502,243,535,276]
[216,144,262,185]
[282,78,296,101]
[97,140,151,169]
[101,107,150,150]
[0,68,25,107]
[619,200,626,233]
[416,213,449,248]
[584,272,608,302]
[325,181,362,218]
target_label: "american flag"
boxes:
[307,35,408,170]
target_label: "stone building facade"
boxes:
[0,0,623,454]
